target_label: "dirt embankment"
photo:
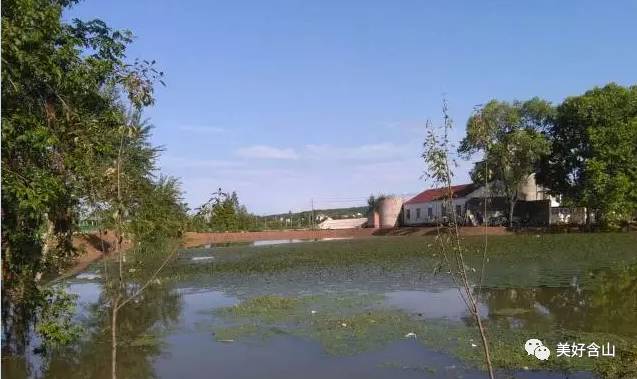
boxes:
[183,226,510,248]
[60,232,130,279]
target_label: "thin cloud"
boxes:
[305,143,407,161]
[236,145,299,160]
[177,125,225,134]
[161,156,243,169]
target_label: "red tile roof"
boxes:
[405,184,475,205]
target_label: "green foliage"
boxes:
[35,287,82,349]
[35,253,182,379]
[460,99,552,225]
[1,0,161,281]
[190,189,255,232]
[1,0,184,356]
[126,176,189,243]
[537,83,637,226]
[262,206,368,230]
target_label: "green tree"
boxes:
[1,0,178,354]
[2,0,160,282]
[192,189,255,232]
[537,83,637,226]
[459,99,552,226]
[126,176,189,243]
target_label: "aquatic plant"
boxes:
[213,293,637,377]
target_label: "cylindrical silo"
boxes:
[367,210,380,228]
[378,196,404,228]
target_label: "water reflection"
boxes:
[385,289,489,320]
[480,265,637,336]
[38,279,181,379]
[199,237,353,249]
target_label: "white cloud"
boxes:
[305,143,408,161]
[160,156,243,169]
[235,145,299,160]
[177,125,225,134]
[162,140,471,214]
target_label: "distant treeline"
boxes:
[188,190,367,232]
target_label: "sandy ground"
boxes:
[182,226,510,247]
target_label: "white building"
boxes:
[403,174,558,226]
[403,184,478,225]
[318,217,367,229]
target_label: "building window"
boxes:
[406,209,411,220]
[456,205,462,216]
[416,208,421,218]
[428,207,433,218]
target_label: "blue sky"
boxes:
[66,1,637,214]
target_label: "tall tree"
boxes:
[192,188,254,232]
[459,99,552,226]
[2,0,160,282]
[537,83,637,226]
[1,0,174,353]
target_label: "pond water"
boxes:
[3,234,636,378]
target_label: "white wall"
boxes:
[402,174,560,226]
[403,198,468,225]
[319,217,368,229]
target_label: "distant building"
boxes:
[318,217,367,229]
[403,174,560,226]
[403,184,478,225]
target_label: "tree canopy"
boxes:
[1,0,185,352]
[536,83,637,225]
[459,99,552,226]
[191,189,254,232]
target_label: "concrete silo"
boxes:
[367,210,380,228]
[377,196,404,228]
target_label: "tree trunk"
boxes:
[111,296,120,379]
[508,197,516,228]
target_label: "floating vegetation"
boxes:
[212,292,637,377]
